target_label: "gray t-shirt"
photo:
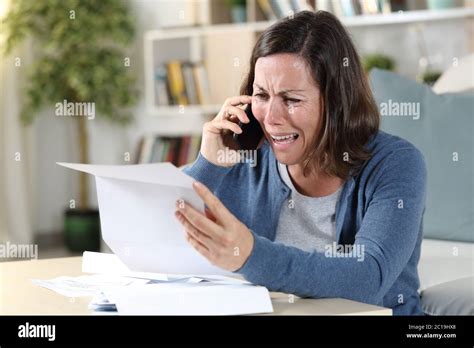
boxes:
[274,162,342,253]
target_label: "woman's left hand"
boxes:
[175,181,254,272]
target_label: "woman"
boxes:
[175,11,426,315]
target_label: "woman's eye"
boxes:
[285,98,301,104]
[254,93,268,99]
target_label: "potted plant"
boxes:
[225,0,247,23]
[362,53,396,73]
[419,70,442,86]
[2,0,138,252]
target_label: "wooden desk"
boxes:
[0,257,392,315]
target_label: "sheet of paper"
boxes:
[57,162,232,276]
[31,274,150,298]
[82,252,249,285]
[56,162,195,187]
[82,251,168,281]
[102,282,274,315]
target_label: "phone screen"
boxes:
[233,104,264,151]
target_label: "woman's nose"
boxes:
[263,100,287,125]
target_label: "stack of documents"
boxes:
[30,274,149,298]
[99,281,272,315]
[49,162,274,315]
[33,252,273,315]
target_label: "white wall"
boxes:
[32,2,472,235]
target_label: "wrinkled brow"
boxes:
[253,83,305,95]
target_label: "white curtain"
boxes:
[0,0,34,244]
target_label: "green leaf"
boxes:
[1,0,138,125]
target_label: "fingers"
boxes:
[186,232,212,260]
[175,199,220,240]
[192,181,232,221]
[175,210,214,249]
[221,105,250,124]
[211,119,242,134]
[206,95,252,136]
[224,95,252,108]
[205,208,216,222]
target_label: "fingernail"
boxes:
[193,181,203,190]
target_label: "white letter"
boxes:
[55,102,62,116]
[49,325,56,341]
[18,324,26,338]
[88,102,95,120]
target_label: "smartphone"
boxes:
[233,104,264,151]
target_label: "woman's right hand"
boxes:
[200,95,252,167]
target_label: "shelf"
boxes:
[144,27,253,115]
[133,112,211,138]
[144,21,256,40]
[145,8,474,38]
[244,7,474,31]
[148,104,221,116]
[341,7,474,27]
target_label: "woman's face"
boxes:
[252,53,323,166]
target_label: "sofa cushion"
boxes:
[421,277,474,315]
[418,238,473,291]
[370,69,474,243]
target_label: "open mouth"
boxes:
[270,133,299,144]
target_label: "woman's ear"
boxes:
[318,92,325,118]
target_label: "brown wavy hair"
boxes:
[240,11,380,179]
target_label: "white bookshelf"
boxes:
[144,23,256,129]
[152,104,222,115]
[143,3,474,136]
[341,7,474,26]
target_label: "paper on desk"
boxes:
[102,282,274,315]
[82,251,250,285]
[31,274,150,298]
[82,251,168,281]
[57,162,232,276]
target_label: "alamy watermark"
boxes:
[18,322,55,341]
[0,241,38,260]
[217,148,257,167]
[55,99,95,120]
[324,242,365,262]
[380,99,420,120]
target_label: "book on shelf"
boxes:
[271,0,295,18]
[315,0,393,16]
[154,61,211,107]
[256,0,396,19]
[257,0,314,20]
[182,63,199,105]
[154,65,172,106]
[167,60,188,106]
[258,0,278,20]
[136,135,202,167]
[192,63,211,105]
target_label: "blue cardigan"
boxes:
[184,131,427,315]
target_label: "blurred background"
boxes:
[0,0,473,259]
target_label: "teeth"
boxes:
[271,134,297,141]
